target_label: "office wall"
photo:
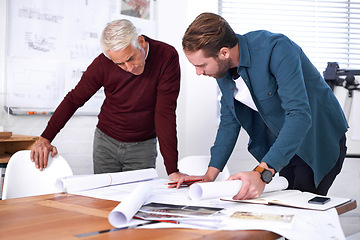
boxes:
[0,0,6,123]
[154,0,220,177]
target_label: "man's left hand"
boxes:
[168,171,188,181]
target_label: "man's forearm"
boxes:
[204,166,221,182]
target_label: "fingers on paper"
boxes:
[167,176,203,189]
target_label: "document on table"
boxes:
[221,189,350,211]
[72,176,347,240]
[134,201,225,228]
[219,203,346,240]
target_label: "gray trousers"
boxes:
[93,128,157,174]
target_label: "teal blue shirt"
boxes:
[210,31,348,186]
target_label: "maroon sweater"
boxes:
[41,36,181,175]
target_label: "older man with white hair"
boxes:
[30,19,184,181]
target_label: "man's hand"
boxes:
[167,174,205,188]
[227,171,266,200]
[168,171,188,181]
[228,162,275,200]
[168,166,221,189]
[30,136,58,171]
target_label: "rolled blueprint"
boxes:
[189,176,288,201]
[55,168,158,193]
[108,181,152,227]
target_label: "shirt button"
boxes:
[268,92,272,96]
[230,87,234,90]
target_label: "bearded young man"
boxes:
[175,12,348,200]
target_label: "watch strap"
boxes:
[253,165,273,183]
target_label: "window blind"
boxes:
[219,0,360,71]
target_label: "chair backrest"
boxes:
[2,150,73,200]
[178,155,230,181]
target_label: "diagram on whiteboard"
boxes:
[5,0,112,115]
[7,58,63,108]
[5,0,156,115]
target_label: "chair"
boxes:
[2,150,73,200]
[178,155,230,181]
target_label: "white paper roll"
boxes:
[108,181,152,227]
[189,180,242,201]
[189,176,288,201]
[55,168,158,193]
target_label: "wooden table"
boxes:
[0,193,356,240]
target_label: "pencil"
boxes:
[167,178,204,185]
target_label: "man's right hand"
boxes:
[169,166,221,189]
[30,136,58,171]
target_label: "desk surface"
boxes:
[0,193,356,240]
[0,193,281,240]
[0,134,38,142]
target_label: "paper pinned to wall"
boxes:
[5,0,156,115]
[5,0,111,114]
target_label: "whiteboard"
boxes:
[5,0,156,115]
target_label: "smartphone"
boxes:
[308,196,331,205]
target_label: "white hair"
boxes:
[100,19,140,57]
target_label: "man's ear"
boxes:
[138,35,146,48]
[218,47,230,60]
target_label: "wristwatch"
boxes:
[253,165,273,183]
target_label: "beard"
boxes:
[213,58,232,79]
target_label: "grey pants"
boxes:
[93,128,157,174]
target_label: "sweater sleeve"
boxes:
[154,47,181,175]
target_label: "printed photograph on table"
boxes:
[139,202,223,216]
[230,211,294,224]
[134,202,224,221]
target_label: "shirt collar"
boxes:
[236,34,251,69]
[145,42,149,60]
